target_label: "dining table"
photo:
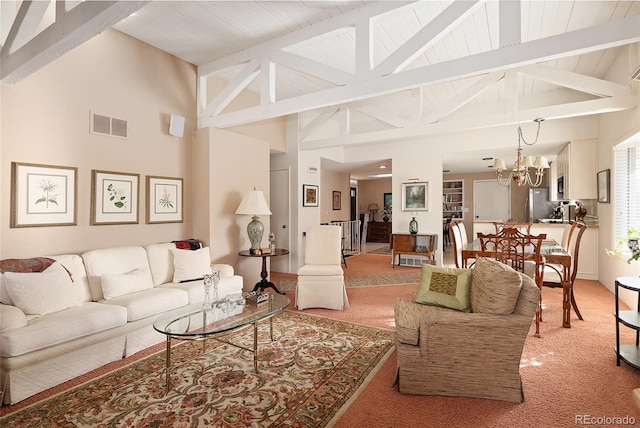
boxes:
[462,239,575,328]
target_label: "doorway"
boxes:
[270,168,290,273]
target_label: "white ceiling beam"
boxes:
[411,87,423,124]
[200,15,640,129]
[299,107,339,141]
[1,1,148,85]
[339,107,351,136]
[198,1,417,77]
[504,70,518,114]
[205,59,260,117]
[2,0,50,55]
[261,60,275,105]
[426,72,505,124]
[355,16,373,80]
[519,63,631,97]
[270,50,352,86]
[373,0,484,77]
[351,105,408,129]
[499,0,521,48]
[299,95,636,150]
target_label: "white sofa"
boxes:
[0,242,243,405]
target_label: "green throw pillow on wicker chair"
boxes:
[413,264,472,312]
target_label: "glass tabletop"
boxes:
[153,293,290,338]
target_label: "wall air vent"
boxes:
[398,255,428,267]
[90,112,128,138]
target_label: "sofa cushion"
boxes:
[413,264,472,312]
[297,264,343,276]
[0,304,28,332]
[101,267,154,299]
[49,254,93,303]
[3,263,85,316]
[0,302,127,357]
[471,257,523,315]
[160,274,244,304]
[171,247,211,283]
[0,257,57,305]
[82,246,151,301]
[99,287,189,321]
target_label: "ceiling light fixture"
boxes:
[493,118,549,187]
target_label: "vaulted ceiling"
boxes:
[2,1,639,174]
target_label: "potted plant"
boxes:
[607,227,640,263]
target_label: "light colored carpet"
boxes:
[0,311,395,427]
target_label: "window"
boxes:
[613,140,640,248]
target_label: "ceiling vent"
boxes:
[90,112,128,138]
[631,65,640,82]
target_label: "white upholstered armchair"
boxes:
[296,225,349,310]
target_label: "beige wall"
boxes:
[320,166,350,223]
[1,29,197,258]
[596,44,640,307]
[357,179,391,222]
[192,128,271,290]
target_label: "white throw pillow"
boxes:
[101,267,154,300]
[3,262,84,316]
[171,247,211,283]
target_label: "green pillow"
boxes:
[413,264,472,312]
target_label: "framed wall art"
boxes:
[10,162,78,228]
[146,175,183,223]
[91,169,139,225]
[332,191,341,210]
[384,192,392,211]
[401,181,428,211]
[597,169,610,203]
[303,184,319,207]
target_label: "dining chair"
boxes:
[543,222,587,321]
[443,218,452,250]
[449,220,463,268]
[478,229,546,336]
[493,218,532,234]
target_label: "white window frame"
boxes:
[613,138,640,250]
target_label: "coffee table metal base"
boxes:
[162,317,276,394]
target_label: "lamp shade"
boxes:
[235,190,271,216]
[368,204,379,212]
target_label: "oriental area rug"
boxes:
[0,311,395,428]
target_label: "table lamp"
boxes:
[235,189,272,254]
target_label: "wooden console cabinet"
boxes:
[390,233,436,267]
[367,221,392,243]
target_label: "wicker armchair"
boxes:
[394,258,540,403]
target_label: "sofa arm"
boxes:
[0,303,28,333]
[418,310,533,367]
[212,264,234,278]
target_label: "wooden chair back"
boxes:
[493,218,532,235]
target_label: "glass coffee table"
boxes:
[153,293,290,393]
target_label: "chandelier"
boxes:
[493,118,549,187]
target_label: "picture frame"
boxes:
[401,181,428,211]
[146,175,183,223]
[597,169,610,203]
[332,191,341,210]
[384,192,392,211]
[91,170,139,225]
[303,184,319,207]
[10,162,77,228]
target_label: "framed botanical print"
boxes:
[10,162,77,227]
[303,184,319,207]
[402,181,428,211]
[146,175,183,223]
[332,191,341,210]
[91,170,139,225]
